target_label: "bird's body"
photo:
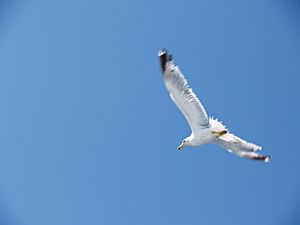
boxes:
[159,49,270,162]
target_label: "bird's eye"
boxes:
[183,140,186,143]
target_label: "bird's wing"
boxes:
[159,49,209,133]
[214,132,270,162]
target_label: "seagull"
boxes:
[159,49,270,162]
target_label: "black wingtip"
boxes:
[252,154,271,162]
[158,49,168,73]
[158,49,174,73]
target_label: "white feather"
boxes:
[163,60,209,134]
[159,49,270,162]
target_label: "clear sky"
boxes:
[0,0,300,225]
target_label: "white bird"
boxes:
[159,49,270,162]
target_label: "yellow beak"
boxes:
[177,143,185,150]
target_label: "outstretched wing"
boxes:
[214,132,270,162]
[159,49,209,133]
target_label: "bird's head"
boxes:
[177,137,191,150]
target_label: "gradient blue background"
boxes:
[0,0,299,224]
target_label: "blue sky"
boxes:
[0,0,300,225]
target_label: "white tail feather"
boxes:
[209,117,227,132]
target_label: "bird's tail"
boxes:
[209,117,227,133]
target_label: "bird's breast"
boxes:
[192,129,215,146]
